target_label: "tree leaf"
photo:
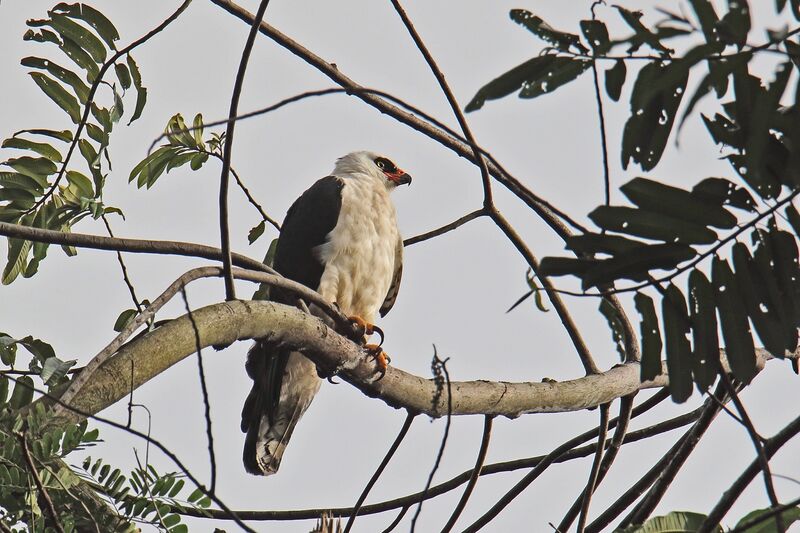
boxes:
[518,57,592,99]
[715,0,751,49]
[465,55,557,111]
[692,177,757,212]
[614,6,673,55]
[599,298,626,360]
[21,56,91,104]
[15,128,73,143]
[633,292,662,381]
[688,0,721,43]
[662,283,693,402]
[2,238,31,285]
[52,2,120,51]
[33,13,107,63]
[2,137,62,163]
[581,243,695,290]
[618,511,721,533]
[688,269,719,390]
[8,376,34,409]
[605,59,627,102]
[28,72,81,123]
[564,233,644,256]
[713,256,757,383]
[510,10,587,52]
[538,256,599,278]
[40,356,77,385]
[621,61,688,171]
[192,113,205,149]
[126,55,147,125]
[580,20,611,54]
[59,35,100,81]
[734,506,800,533]
[620,177,737,229]
[114,62,131,90]
[248,220,266,245]
[589,206,717,244]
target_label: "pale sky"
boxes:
[1,0,799,531]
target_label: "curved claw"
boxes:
[372,324,385,347]
[364,343,389,380]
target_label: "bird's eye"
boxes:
[376,160,385,169]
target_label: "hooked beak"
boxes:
[386,170,412,186]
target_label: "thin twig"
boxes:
[590,1,611,208]
[440,415,493,533]
[577,403,611,533]
[102,215,143,313]
[381,505,410,533]
[16,431,65,533]
[699,414,800,533]
[28,0,193,213]
[404,208,486,246]
[410,352,452,531]
[343,412,416,533]
[180,286,217,494]
[218,0,272,300]
[719,373,784,531]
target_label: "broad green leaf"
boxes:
[621,177,737,229]
[617,511,720,532]
[28,72,82,123]
[21,56,90,103]
[19,336,56,362]
[114,308,138,332]
[621,61,688,171]
[15,128,73,143]
[519,57,592,99]
[2,238,31,285]
[0,333,18,366]
[605,59,626,102]
[564,233,643,256]
[768,230,800,335]
[114,62,131,90]
[713,256,757,383]
[190,152,209,170]
[66,170,94,198]
[688,269,719,390]
[59,35,100,81]
[248,220,266,244]
[465,55,558,111]
[688,0,721,43]
[126,55,147,125]
[110,86,124,123]
[0,376,8,405]
[192,113,205,148]
[5,156,57,180]
[510,10,587,52]
[8,376,34,409]
[580,243,695,289]
[538,256,599,278]
[614,6,673,55]
[734,506,800,533]
[662,283,693,402]
[90,103,112,131]
[0,172,45,193]
[2,137,62,162]
[589,206,717,244]
[23,28,60,46]
[85,122,109,147]
[40,356,77,385]
[580,20,611,54]
[34,13,107,63]
[166,114,197,148]
[52,2,120,50]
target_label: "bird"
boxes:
[241,151,412,476]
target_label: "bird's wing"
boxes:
[241,175,343,475]
[379,233,404,317]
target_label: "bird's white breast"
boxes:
[314,176,399,322]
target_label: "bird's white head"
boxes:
[333,151,412,190]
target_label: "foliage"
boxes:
[468,1,800,402]
[612,507,800,532]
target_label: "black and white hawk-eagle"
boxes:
[241,151,411,476]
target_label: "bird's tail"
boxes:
[241,345,320,476]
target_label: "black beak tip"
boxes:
[400,173,412,186]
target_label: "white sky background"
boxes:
[1,0,799,531]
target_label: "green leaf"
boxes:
[588,206,717,244]
[715,0,751,49]
[2,137,62,163]
[90,103,112,131]
[85,123,109,147]
[21,56,90,103]
[57,35,100,81]
[580,243,696,289]
[0,333,18,366]
[9,376,34,409]
[190,152,209,171]
[662,283,693,402]
[692,177,756,212]
[35,12,107,63]
[15,128,73,143]
[510,10,587,52]
[166,114,197,148]
[248,220,266,244]
[40,356,77,385]
[465,55,558,111]
[114,62,131,90]
[28,72,82,123]
[621,61,689,171]
[580,20,611,54]
[614,6,673,55]
[617,511,720,532]
[192,113,205,148]
[52,2,120,50]
[518,57,592,99]
[0,376,8,405]
[734,506,800,533]
[768,230,800,344]
[66,170,94,198]
[732,243,787,358]
[564,233,643,256]
[5,156,58,181]
[538,256,599,278]
[620,177,737,229]
[600,298,627,360]
[605,59,626,102]
[19,337,56,362]
[114,309,138,332]
[252,238,279,300]
[688,0,721,43]
[713,256,757,383]
[688,269,719,390]
[126,55,147,125]
[3,238,31,285]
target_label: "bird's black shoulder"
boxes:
[273,176,344,295]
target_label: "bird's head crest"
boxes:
[334,151,412,189]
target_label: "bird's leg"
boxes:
[364,344,390,380]
[346,315,390,380]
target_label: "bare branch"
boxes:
[577,403,611,532]
[404,209,486,247]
